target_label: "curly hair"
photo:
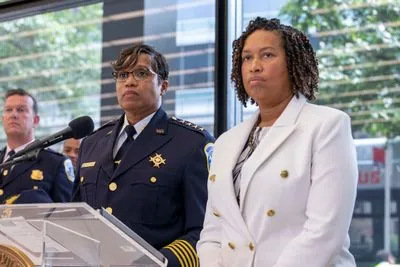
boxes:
[231,17,319,107]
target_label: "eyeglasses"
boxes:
[112,67,158,82]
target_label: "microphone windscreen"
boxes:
[68,116,94,139]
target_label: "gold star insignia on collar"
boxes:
[149,153,166,168]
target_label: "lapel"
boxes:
[214,113,259,237]
[112,109,172,179]
[240,94,307,207]
[0,147,6,179]
[2,159,37,187]
[0,148,5,163]
[98,117,124,179]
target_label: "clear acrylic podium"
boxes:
[0,202,168,267]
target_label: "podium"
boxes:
[0,202,167,267]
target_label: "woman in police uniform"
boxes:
[74,44,214,267]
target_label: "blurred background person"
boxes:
[62,138,81,170]
[375,250,399,267]
[197,17,358,267]
[0,88,74,204]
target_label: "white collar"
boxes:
[4,139,36,162]
[6,139,36,155]
[118,111,157,139]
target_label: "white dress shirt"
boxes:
[112,112,156,158]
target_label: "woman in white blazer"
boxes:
[197,17,358,267]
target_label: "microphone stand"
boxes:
[0,149,41,169]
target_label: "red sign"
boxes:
[358,170,381,185]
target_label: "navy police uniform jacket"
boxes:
[0,148,74,204]
[73,108,215,267]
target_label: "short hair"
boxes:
[231,17,319,107]
[111,44,169,81]
[4,88,38,114]
[376,250,391,262]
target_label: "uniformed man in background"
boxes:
[73,44,214,267]
[62,138,81,170]
[0,88,74,204]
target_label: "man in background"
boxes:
[0,88,74,204]
[62,138,81,170]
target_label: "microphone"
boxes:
[0,149,40,169]
[12,116,94,158]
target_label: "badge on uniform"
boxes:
[204,143,214,172]
[149,153,166,168]
[64,159,75,182]
[31,170,44,181]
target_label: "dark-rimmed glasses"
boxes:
[112,67,158,82]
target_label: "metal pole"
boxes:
[384,140,393,251]
[214,0,228,137]
[233,0,243,126]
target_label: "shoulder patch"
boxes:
[204,143,214,172]
[64,159,75,182]
[169,116,205,133]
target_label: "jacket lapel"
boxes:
[240,95,307,206]
[214,113,259,236]
[2,160,37,187]
[99,117,123,179]
[112,109,172,179]
[0,148,5,163]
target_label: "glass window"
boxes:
[349,218,374,259]
[392,217,399,256]
[239,0,400,138]
[0,3,103,146]
[0,0,216,148]
[143,0,215,133]
[354,200,372,215]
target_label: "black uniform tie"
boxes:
[114,125,136,165]
[5,150,15,162]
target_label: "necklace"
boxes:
[247,116,261,150]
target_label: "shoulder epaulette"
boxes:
[43,148,65,157]
[169,116,205,133]
[89,119,118,136]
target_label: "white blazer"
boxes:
[197,94,358,267]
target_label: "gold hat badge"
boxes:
[149,153,166,168]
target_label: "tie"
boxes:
[114,125,136,165]
[5,150,15,163]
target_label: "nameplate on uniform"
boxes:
[81,162,96,168]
